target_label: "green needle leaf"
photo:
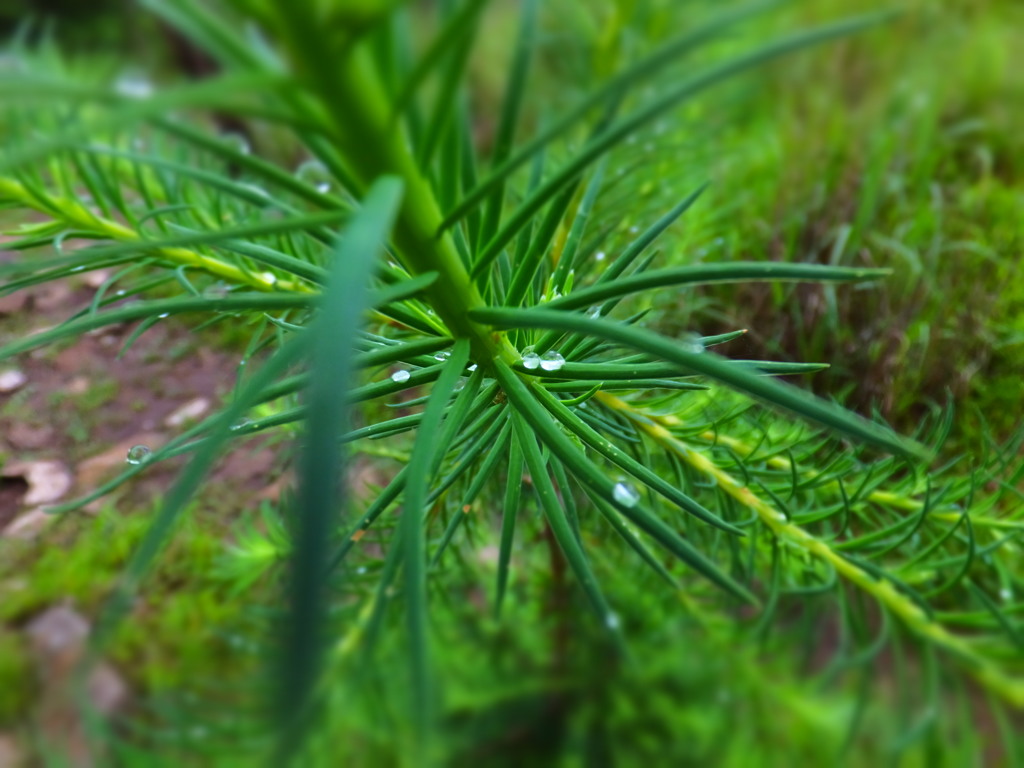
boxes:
[476,307,930,461]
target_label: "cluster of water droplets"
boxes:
[520,347,565,372]
[387,351,479,386]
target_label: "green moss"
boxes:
[0,629,34,725]
[0,504,263,698]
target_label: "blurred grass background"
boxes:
[0,0,1020,764]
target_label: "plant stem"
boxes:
[597,390,1024,708]
[270,14,519,365]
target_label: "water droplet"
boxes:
[356,566,367,575]
[587,306,601,319]
[606,612,621,630]
[231,417,253,431]
[391,369,411,383]
[221,132,250,155]
[539,351,565,371]
[453,378,466,392]
[467,364,478,372]
[433,350,451,362]
[115,73,153,99]
[681,333,705,354]
[238,182,270,202]
[595,251,606,261]
[70,266,85,273]
[126,445,152,465]
[157,312,170,319]
[260,271,277,286]
[295,160,331,193]
[520,345,541,370]
[1000,588,1014,602]
[629,226,639,234]
[114,290,126,297]
[612,482,639,507]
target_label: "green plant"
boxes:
[621,0,1024,444]
[0,1,1021,765]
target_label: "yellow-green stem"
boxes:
[596,390,1024,707]
[0,177,309,295]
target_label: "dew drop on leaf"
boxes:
[391,369,411,384]
[295,160,331,193]
[239,183,270,203]
[540,351,565,371]
[221,132,250,155]
[126,445,152,465]
[587,306,601,319]
[521,352,541,370]
[606,612,621,630]
[612,481,639,507]
[681,333,705,354]
[115,73,153,99]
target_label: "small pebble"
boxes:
[0,369,27,393]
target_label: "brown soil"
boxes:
[0,268,288,530]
